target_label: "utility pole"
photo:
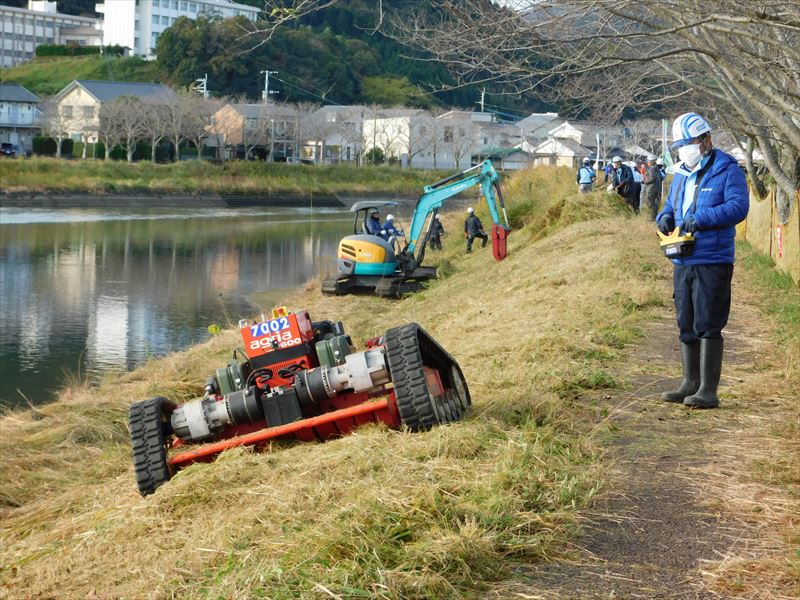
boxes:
[193,73,209,100]
[477,88,486,112]
[261,70,278,104]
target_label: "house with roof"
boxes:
[49,79,176,145]
[207,102,300,161]
[531,137,594,169]
[0,83,41,154]
[361,108,433,168]
[516,112,561,144]
[300,105,365,164]
[473,146,533,170]
[547,120,626,162]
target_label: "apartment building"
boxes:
[96,0,260,59]
[0,83,41,153]
[0,1,101,68]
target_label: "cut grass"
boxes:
[4,170,789,598]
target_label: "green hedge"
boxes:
[35,45,101,57]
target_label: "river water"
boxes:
[0,206,355,408]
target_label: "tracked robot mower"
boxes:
[128,307,470,496]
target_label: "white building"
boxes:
[0,1,101,68]
[0,83,41,153]
[96,0,260,59]
[300,105,365,164]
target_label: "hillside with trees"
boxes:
[1,0,551,115]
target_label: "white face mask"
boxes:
[678,143,703,168]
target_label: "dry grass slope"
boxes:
[1,167,794,599]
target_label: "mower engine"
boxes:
[128,307,471,496]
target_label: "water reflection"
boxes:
[0,207,350,407]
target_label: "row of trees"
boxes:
[388,0,799,218]
[41,93,223,163]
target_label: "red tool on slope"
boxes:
[128,307,471,496]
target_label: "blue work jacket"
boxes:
[656,149,749,265]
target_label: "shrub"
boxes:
[33,136,57,156]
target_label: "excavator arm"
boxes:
[399,160,510,270]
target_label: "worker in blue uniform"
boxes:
[576,157,596,193]
[656,113,749,409]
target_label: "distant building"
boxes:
[516,112,560,144]
[96,0,261,59]
[361,108,427,168]
[547,120,625,161]
[0,82,41,153]
[531,137,594,169]
[50,79,176,143]
[300,105,365,164]
[0,1,101,68]
[207,103,300,161]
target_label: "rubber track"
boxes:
[129,397,174,496]
[385,323,470,431]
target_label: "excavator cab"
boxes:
[349,200,399,235]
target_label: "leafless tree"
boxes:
[623,118,661,157]
[141,102,169,164]
[163,92,193,162]
[442,117,477,169]
[389,0,799,218]
[40,98,72,159]
[98,101,124,160]
[184,97,223,161]
[102,96,147,163]
[406,112,435,167]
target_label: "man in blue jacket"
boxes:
[576,157,596,193]
[656,113,749,408]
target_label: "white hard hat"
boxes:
[467,207,474,214]
[612,156,622,163]
[386,214,394,221]
[671,112,711,149]
[647,155,656,161]
[656,157,664,165]
[582,157,590,163]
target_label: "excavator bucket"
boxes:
[492,224,510,261]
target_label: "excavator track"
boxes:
[384,323,471,431]
[129,397,175,496]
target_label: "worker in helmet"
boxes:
[428,214,445,250]
[656,156,666,181]
[381,213,404,250]
[641,155,662,220]
[464,207,488,253]
[365,208,383,236]
[656,112,749,409]
[610,156,637,212]
[576,157,596,193]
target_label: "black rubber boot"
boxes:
[683,338,723,409]
[661,341,700,403]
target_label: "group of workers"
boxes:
[577,155,667,219]
[365,207,488,254]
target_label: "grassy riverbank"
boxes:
[1,166,795,598]
[0,157,449,196]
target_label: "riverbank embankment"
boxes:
[0,158,448,204]
[2,166,795,599]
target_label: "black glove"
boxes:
[682,215,698,234]
[657,214,674,235]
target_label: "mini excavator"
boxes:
[128,307,470,496]
[322,160,511,298]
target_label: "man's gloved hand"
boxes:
[657,214,675,234]
[682,215,698,234]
